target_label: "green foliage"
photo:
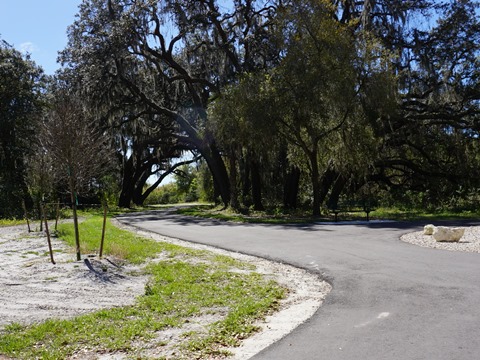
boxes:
[174,165,196,198]
[196,160,215,203]
[0,38,45,217]
[143,183,180,205]
[185,177,199,202]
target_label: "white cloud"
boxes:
[19,42,38,55]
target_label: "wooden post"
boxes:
[38,201,43,232]
[55,200,60,231]
[41,203,55,265]
[99,202,107,258]
[22,199,31,233]
[71,194,81,261]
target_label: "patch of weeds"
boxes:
[210,254,256,271]
[25,251,40,256]
[0,219,26,227]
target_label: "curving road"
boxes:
[117,210,480,360]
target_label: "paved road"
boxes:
[117,210,480,360]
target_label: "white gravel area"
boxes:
[400,225,480,253]
[0,225,148,328]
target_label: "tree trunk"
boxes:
[251,160,264,211]
[118,156,135,208]
[327,174,348,209]
[228,148,240,210]
[309,149,321,216]
[132,169,150,206]
[241,155,252,208]
[319,163,338,207]
[200,142,231,207]
[311,166,321,216]
[284,166,300,209]
[69,174,81,261]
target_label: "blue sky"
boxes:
[0,0,81,74]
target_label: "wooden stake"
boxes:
[55,200,60,231]
[22,199,31,233]
[38,201,43,232]
[41,203,55,265]
[99,203,107,258]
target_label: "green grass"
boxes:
[370,207,480,221]
[57,216,167,264]
[0,214,286,359]
[0,219,27,227]
[177,204,480,224]
[176,205,320,224]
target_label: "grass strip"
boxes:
[0,219,26,227]
[0,215,286,359]
[177,205,480,224]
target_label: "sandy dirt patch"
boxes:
[0,222,331,359]
[0,225,147,328]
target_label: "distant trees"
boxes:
[53,0,480,214]
[113,111,184,208]
[1,1,479,218]
[0,39,45,218]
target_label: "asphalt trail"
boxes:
[117,210,480,360]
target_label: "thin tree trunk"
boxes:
[309,150,321,216]
[99,202,107,258]
[284,166,300,209]
[319,164,337,207]
[228,149,240,210]
[69,175,81,261]
[251,160,264,211]
[22,199,31,233]
[241,154,252,208]
[41,203,55,265]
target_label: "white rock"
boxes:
[432,226,465,242]
[423,224,436,235]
